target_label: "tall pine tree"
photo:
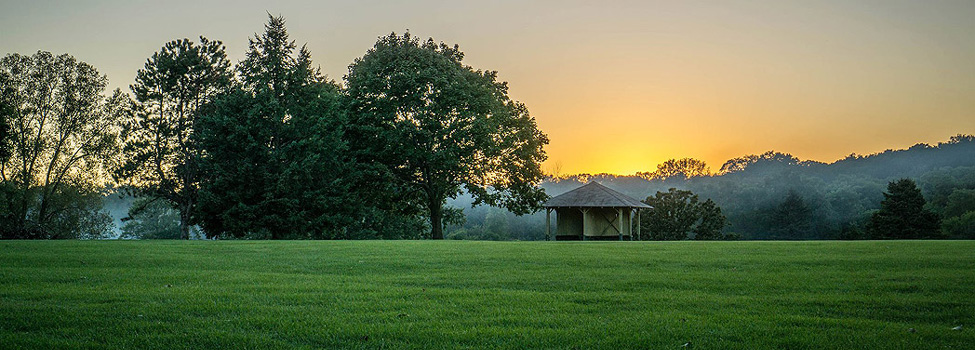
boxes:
[869,178,942,239]
[768,191,814,240]
[117,37,233,239]
[195,15,354,239]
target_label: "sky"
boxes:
[2,0,973,175]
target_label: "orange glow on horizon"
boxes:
[2,1,972,176]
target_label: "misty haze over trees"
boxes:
[1,14,974,241]
[188,131,975,241]
[461,135,974,241]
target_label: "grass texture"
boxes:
[1,240,973,349]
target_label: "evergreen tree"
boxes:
[195,15,355,239]
[117,37,233,239]
[869,178,942,239]
[768,191,814,240]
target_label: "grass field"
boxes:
[1,240,973,349]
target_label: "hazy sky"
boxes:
[2,0,973,175]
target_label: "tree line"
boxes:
[0,15,548,240]
[3,15,970,241]
[520,135,973,241]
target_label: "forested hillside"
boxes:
[446,135,975,240]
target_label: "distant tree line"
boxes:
[0,14,549,240]
[508,136,973,241]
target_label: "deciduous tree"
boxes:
[0,51,120,238]
[640,158,710,181]
[640,188,727,240]
[345,32,549,239]
[0,76,12,163]
[694,199,727,240]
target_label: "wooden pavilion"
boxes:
[543,182,652,241]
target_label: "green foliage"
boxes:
[539,137,973,241]
[943,189,975,218]
[920,166,975,211]
[119,198,182,239]
[444,205,545,241]
[195,15,360,239]
[937,188,975,239]
[0,51,121,239]
[345,32,548,239]
[117,37,233,239]
[942,211,975,239]
[640,188,728,240]
[694,199,727,240]
[0,82,11,162]
[2,241,974,348]
[642,189,700,240]
[445,207,514,241]
[767,191,814,240]
[869,179,943,239]
[0,183,113,239]
[637,158,710,181]
[719,151,805,174]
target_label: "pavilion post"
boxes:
[630,209,635,241]
[636,209,641,241]
[545,208,551,241]
[580,208,588,241]
[618,208,623,241]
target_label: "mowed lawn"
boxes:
[1,241,973,349]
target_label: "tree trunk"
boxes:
[179,200,192,240]
[429,203,444,239]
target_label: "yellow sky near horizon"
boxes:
[2,0,973,175]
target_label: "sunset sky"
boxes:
[2,0,973,175]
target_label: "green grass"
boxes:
[1,240,973,349]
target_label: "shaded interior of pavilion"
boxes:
[543,182,651,241]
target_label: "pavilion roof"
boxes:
[543,182,651,209]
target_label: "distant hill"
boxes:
[446,134,975,240]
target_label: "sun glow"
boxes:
[2,1,972,176]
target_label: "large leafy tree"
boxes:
[195,15,354,239]
[869,178,942,239]
[641,188,701,240]
[0,51,120,239]
[345,32,549,239]
[116,37,233,239]
[640,188,727,240]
